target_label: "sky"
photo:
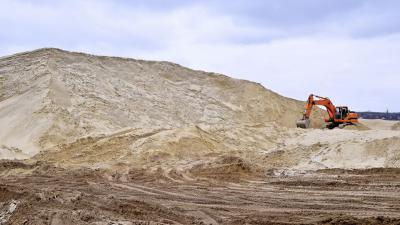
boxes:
[0,0,399,111]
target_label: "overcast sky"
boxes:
[1,0,399,111]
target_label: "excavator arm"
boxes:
[302,95,336,121]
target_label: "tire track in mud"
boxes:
[1,167,400,224]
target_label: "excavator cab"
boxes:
[335,107,349,120]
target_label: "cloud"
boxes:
[0,0,399,111]
[140,34,400,111]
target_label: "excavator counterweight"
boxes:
[296,94,359,129]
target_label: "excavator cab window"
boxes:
[342,107,348,117]
[335,108,342,119]
[336,107,349,120]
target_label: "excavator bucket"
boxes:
[296,119,311,129]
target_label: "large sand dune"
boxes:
[0,48,324,160]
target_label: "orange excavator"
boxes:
[296,94,359,129]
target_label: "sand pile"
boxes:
[279,128,400,170]
[392,121,400,130]
[0,48,325,161]
[360,119,398,130]
[1,48,399,176]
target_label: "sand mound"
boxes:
[0,48,324,161]
[280,129,400,170]
[392,122,400,130]
[342,122,370,130]
[189,155,263,181]
[360,119,399,130]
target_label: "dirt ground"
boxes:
[1,161,400,225]
[1,49,400,225]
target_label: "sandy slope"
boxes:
[392,121,400,130]
[0,48,325,161]
[360,119,399,130]
[282,125,400,170]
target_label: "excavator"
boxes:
[296,94,359,129]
